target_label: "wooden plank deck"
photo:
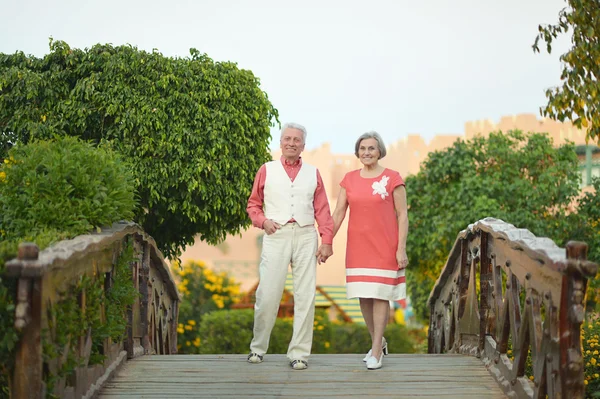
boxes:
[98,354,507,398]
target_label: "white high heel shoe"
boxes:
[362,337,388,362]
[366,353,384,370]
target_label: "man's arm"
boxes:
[313,170,333,244]
[246,165,268,229]
[314,170,334,263]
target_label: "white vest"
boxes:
[264,160,317,226]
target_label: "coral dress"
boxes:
[340,168,406,300]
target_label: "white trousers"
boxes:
[250,222,318,361]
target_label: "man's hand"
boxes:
[397,248,408,270]
[316,244,333,265]
[263,219,281,235]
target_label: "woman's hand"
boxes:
[397,248,408,270]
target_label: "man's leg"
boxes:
[249,226,293,357]
[287,225,318,362]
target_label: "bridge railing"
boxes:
[428,217,598,399]
[5,221,180,399]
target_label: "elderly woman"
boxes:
[332,131,408,370]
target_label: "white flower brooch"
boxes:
[372,175,389,199]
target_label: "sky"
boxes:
[0,0,570,152]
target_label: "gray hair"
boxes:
[355,131,387,159]
[280,122,307,143]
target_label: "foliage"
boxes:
[196,308,425,355]
[0,137,138,397]
[91,243,139,363]
[42,242,138,397]
[571,178,600,313]
[0,243,17,399]
[405,131,581,321]
[172,260,241,353]
[0,136,136,241]
[533,1,600,143]
[0,39,279,258]
[583,316,600,397]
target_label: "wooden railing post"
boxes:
[11,243,43,399]
[560,241,598,399]
[479,232,492,352]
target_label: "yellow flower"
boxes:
[193,337,201,347]
[591,358,597,366]
[186,341,191,346]
[188,320,196,326]
[185,325,192,331]
[325,342,330,348]
[0,171,5,182]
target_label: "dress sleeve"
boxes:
[391,170,405,190]
[340,172,349,189]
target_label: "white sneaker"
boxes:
[247,353,263,363]
[290,359,308,370]
[362,337,388,362]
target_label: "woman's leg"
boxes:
[359,298,374,341]
[370,299,389,359]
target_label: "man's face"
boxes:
[280,128,305,158]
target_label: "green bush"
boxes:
[172,260,241,354]
[0,136,138,398]
[0,136,136,240]
[197,309,425,355]
[582,317,600,397]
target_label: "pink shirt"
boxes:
[247,156,334,244]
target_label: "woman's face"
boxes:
[358,138,380,166]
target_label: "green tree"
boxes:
[405,130,581,321]
[570,178,600,312]
[0,39,279,258]
[533,1,600,142]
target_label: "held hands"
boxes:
[397,248,408,270]
[316,244,333,265]
[263,219,281,235]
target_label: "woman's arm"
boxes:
[393,185,408,269]
[332,187,349,238]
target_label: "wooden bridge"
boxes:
[3,218,598,399]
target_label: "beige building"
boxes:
[179,113,592,292]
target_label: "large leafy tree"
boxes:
[533,1,600,142]
[405,131,580,320]
[570,178,600,312]
[0,39,279,258]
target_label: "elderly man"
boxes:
[246,122,334,370]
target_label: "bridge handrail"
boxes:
[427,217,598,399]
[5,221,180,398]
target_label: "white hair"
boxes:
[280,122,307,142]
[355,131,387,159]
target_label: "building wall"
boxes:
[178,113,590,291]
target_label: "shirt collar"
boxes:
[281,156,302,167]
